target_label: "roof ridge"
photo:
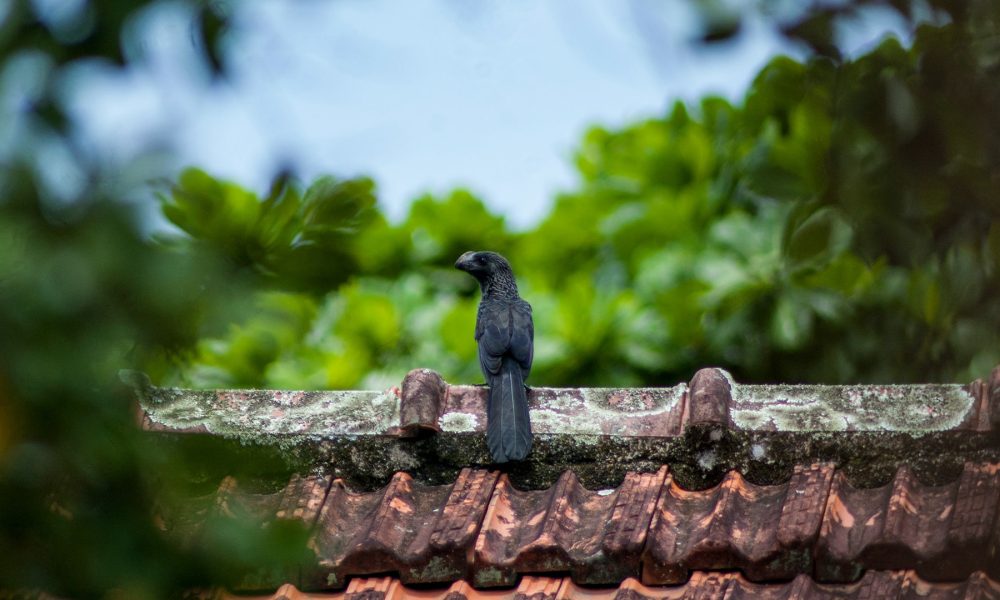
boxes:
[133,367,1000,490]
[132,365,1000,437]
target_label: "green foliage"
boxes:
[158,5,1000,390]
[404,190,512,267]
[0,138,239,597]
[0,1,322,597]
[162,169,378,292]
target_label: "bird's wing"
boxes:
[476,300,511,376]
[509,300,533,378]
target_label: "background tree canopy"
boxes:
[158,20,1000,390]
[1,0,999,596]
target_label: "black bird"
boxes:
[455,251,533,463]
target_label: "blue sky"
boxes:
[67,1,909,228]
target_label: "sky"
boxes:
[66,1,910,229]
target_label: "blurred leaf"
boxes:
[771,293,814,350]
[781,9,842,60]
[196,2,227,76]
[161,169,376,292]
[404,189,510,266]
[785,207,848,267]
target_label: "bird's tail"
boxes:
[487,356,533,463]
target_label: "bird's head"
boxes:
[456,251,519,298]
[455,251,511,280]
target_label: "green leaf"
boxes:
[784,206,851,268]
[771,294,814,350]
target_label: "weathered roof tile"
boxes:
[778,462,836,547]
[305,469,498,588]
[643,464,835,584]
[990,366,1000,430]
[200,572,1000,600]
[948,462,1000,547]
[473,467,667,587]
[154,474,331,590]
[163,462,1000,590]
[816,462,1000,582]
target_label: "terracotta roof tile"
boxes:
[161,462,1000,590]
[305,469,499,588]
[951,463,1000,542]
[816,462,1000,582]
[991,366,1000,430]
[642,463,835,584]
[157,474,331,543]
[201,572,1000,600]
[155,474,331,589]
[472,468,667,587]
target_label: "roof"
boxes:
[200,572,1000,600]
[131,366,1000,596]
[159,462,1000,590]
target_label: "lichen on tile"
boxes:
[580,385,686,415]
[440,411,478,433]
[142,386,400,442]
[730,383,975,432]
[530,409,602,437]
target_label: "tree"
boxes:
[161,2,1000,390]
[0,2,343,596]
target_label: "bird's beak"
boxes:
[455,251,476,271]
